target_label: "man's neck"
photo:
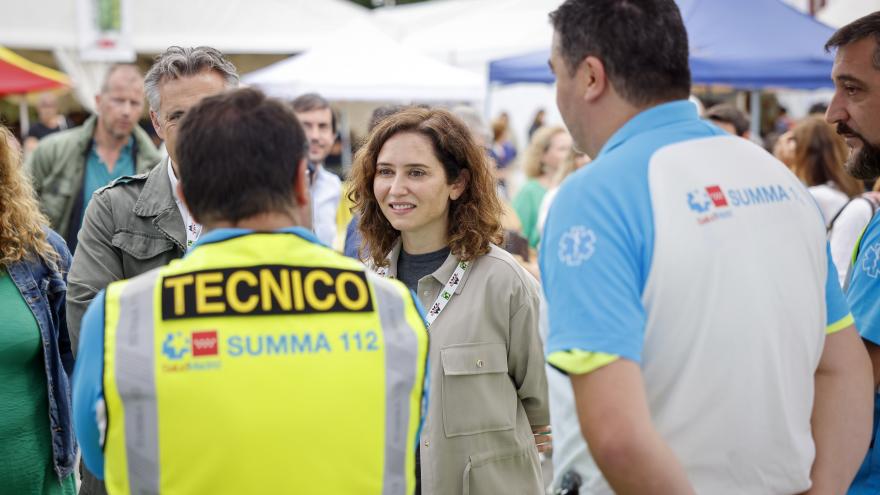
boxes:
[585,91,665,158]
[203,209,307,232]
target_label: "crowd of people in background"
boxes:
[5,1,880,494]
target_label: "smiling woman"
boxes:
[349,107,550,495]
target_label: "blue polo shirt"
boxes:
[82,137,134,221]
[540,100,851,494]
[846,212,880,495]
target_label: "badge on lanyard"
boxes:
[375,260,469,328]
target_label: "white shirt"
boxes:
[809,183,849,229]
[167,160,202,250]
[310,164,342,247]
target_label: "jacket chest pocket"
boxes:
[112,231,178,263]
[441,342,516,437]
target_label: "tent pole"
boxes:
[19,97,30,137]
[749,90,761,141]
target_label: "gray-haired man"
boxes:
[67,46,238,495]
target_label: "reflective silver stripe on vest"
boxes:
[113,269,162,495]
[369,272,424,495]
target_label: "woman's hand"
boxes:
[532,425,552,454]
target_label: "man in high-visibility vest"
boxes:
[72,88,429,495]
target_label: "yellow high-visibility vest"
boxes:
[101,230,428,495]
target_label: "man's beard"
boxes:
[839,123,880,180]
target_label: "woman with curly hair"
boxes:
[0,126,76,494]
[349,107,549,495]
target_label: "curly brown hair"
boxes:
[0,126,58,267]
[349,107,503,266]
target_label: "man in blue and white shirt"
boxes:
[824,12,880,495]
[540,1,873,494]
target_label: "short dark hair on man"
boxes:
[825,11,880,69]
[177,88,306,223]
[368,104,407,132]
[705,103,750,137]
[549,0,691,106]
[291,92,337,133]
[808,102,828,115]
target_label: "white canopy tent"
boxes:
[817,0,879,28]
[372,0,563,72]
[0,0,370,53]
[371,0,565,149]
[1,0,371,111]
[242,21,485,103]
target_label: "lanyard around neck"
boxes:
[375,258,469,328]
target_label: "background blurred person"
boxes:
[0,126,75,495]
[350,107,549,495]
[490,114,518,176]
[23,92,69,155]
[292,93,342,247]
[704,103,751,139]
[528,108,546,139]
[775,105,794,133]
[26,64,160,252]
[809,102,829,116]
[776,116,863,228]
[513,125,572,248]
[537,148,590,236]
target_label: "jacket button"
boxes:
[476,359,484,368]
[424,440,429,447]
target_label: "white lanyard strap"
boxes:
[375,259,469,328]
[424,260,468,327]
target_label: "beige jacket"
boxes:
[383,243,549,495]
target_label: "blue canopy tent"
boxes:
[489,0,837,89]
[488,0,838,136]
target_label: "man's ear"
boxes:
[450,169,470,201]
[580,56,609,104]
[294,158,310,207]
[150,110,165,140]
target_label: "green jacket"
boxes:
[67,157,186,354]
[25,115,160,243]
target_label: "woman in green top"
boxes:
[0,126,76,494]
[512,125,572,248]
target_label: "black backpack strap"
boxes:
[827,199,854,234]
